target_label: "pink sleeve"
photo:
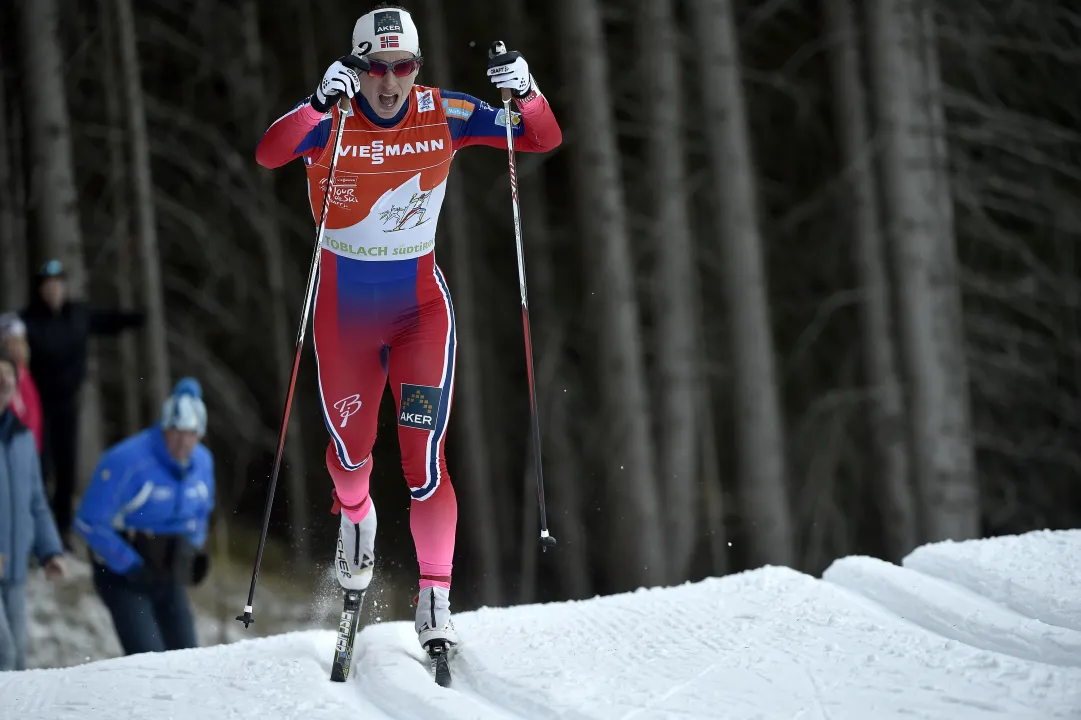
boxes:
[255,102,327,168]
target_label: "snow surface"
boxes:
[22,554,344,670]
[4,529,1081,719]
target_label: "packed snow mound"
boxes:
[3,529,1080,720]
[902,529,1081,633]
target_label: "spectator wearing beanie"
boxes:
[75,377,215,656]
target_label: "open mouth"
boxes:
[378,93,399,110]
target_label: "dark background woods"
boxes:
[1,0,1078,614]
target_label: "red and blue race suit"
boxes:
[255,84,561,587]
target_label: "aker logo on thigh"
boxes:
[400,383,442,430]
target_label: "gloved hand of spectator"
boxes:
[191,552,210,586]
[170,537,209,586]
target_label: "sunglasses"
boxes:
[367,56,423,78]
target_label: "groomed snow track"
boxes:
[4,529,1080,720]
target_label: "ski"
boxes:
[329,589,363,682]
[425,640,452,687]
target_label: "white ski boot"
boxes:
[415,585,459,648]
[335,504,376,592]
[416,585,457,687]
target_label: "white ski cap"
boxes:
[160,377,208,437]
[352,7,420,57]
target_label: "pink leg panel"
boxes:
[326,442,373,524]
[411,479,457,590]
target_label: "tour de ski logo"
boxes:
[417,89,435,113]
[321,174,359,210]
[379,190,433,232]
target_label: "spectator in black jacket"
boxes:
[19,260,145,547]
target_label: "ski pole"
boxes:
[237,89,356,628]
[492,42,557,552]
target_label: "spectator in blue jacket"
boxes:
[0,346,66,671]
[75,377,214,656]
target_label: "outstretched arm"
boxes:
[89,307,144,335]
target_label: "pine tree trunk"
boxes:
[9,98,28,307]
[114,0,171,408]
[919,2,979,540]
[241,0,310,565]
[691,0,795,568]
[18,0,105,492]
[18,0,87,289]
[637,0,702,583]
[825,0,917,561]
[558,0,666,588]
[100,0,144,436]
[421,0,503,606]
[0,72,25,310]
[867,0,980,542]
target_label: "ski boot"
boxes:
[335,503,377,593]
[416,585,458,687]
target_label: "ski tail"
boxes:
[330,589,363,682]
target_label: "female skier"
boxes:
[255,3,561,654]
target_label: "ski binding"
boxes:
[426,640,452,687]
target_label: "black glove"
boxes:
[311,55,370,113]
[190,552,210,586]
[168,537,201,586]
[164,536,208,586]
